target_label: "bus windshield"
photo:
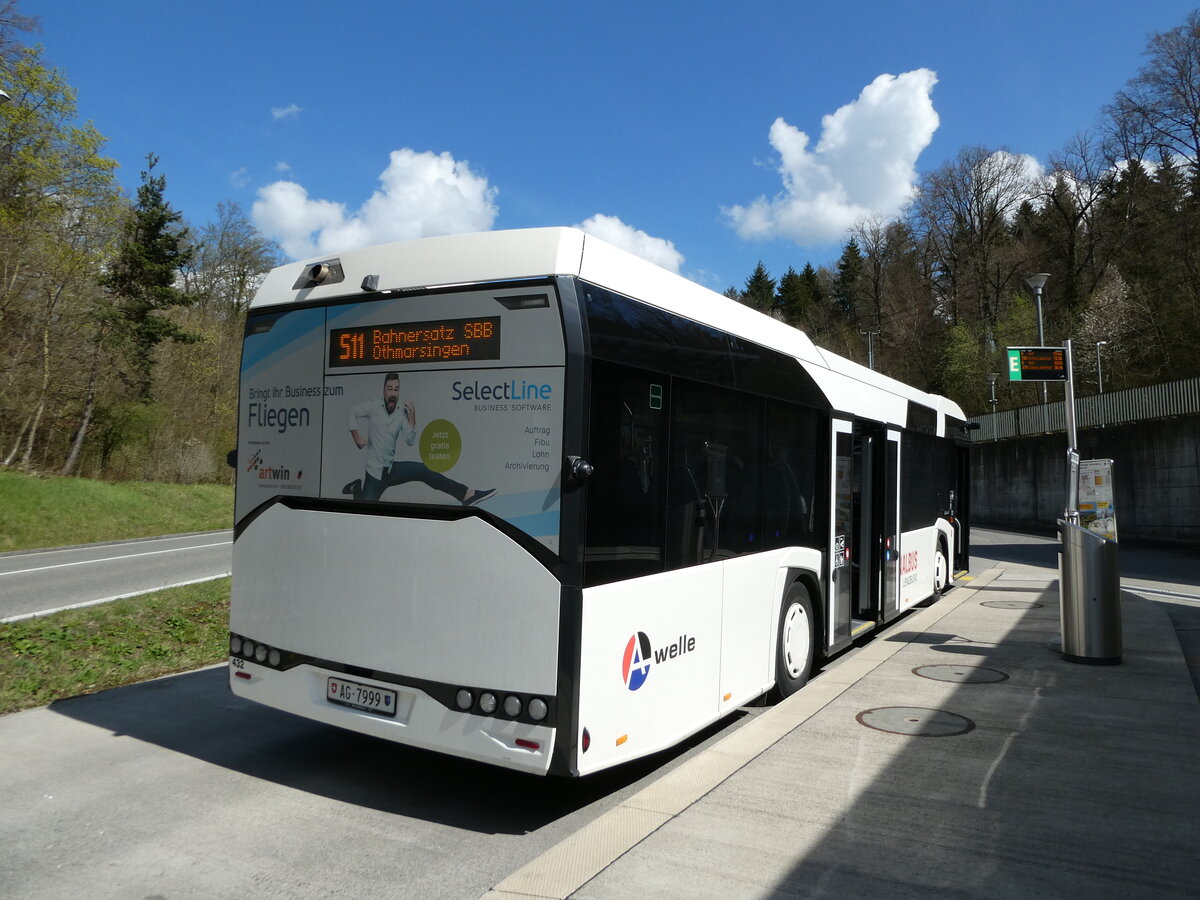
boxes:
[235,285,566,552]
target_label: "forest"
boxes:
[2,4,1198,484]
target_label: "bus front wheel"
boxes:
[773,582,815,700]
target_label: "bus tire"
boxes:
[933,542,949,596]
[773,582,815,701]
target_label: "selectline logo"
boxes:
[621,631,697,691]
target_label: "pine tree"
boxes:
[799,263,823,307]
[101,154,197,402]
[833,238,865,323]
[775,266,808,325]
[742,261,776,313]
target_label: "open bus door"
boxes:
[829,419,888,651]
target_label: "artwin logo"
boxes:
[621,631,697,691]
[244,449,301,481]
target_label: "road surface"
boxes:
[0,531,232,622]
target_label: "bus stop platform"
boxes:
[487,564,1200,898]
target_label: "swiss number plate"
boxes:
[326,676,397,717]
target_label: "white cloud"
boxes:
[275,161,291,173]
[252,149,499,259]
[575,214,684,273]
[229,167,249,189]
[271,103,302,120]
[724,69,940,245]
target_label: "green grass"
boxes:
[0,468,233,552]
[0,578,231,715]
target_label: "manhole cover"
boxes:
[856,707,975,737]
[913,664,1009,684]
[980,600,1044,609]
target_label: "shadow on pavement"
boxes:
[49,666,736,836]
[760,586,1200,896]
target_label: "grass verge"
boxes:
[0,468,233,552]
[0,578,230,715]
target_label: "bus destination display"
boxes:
[329,316,501,367]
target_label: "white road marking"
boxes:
[0,573,232,623]
[0,540,231,577]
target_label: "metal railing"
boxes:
[971,376,1200,442]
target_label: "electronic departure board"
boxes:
[1006,346,1067,381]
[329,316,501,367]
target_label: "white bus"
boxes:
[229,227,970,776]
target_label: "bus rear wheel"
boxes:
[773,582,815,701]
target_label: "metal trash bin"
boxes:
[1058,520,1121,665]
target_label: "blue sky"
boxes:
[20,1,1200,291]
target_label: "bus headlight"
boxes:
[229,635,242,655]
[503,695,522,717]
[255,644,268,663]
[456,689,473,710]
[479,692,497,714]
[528,698,548,721]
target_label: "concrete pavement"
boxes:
[488,563,1200,898]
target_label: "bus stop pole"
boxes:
[1057,337,1122,664]
[1063,339,1079,524]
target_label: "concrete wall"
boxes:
[971,414,1200,547]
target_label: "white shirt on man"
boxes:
[348,399,416,479]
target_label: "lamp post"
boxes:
[1025,273,1051,405]
[1096,340,1108,393]
[859,330,879,371]
[987,372,999,414]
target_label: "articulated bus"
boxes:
[229,227,970,776]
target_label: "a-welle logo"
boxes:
[620,631,697,691]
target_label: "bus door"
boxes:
[881,430,900,621]
[829,421,854,650]
[829,419,887,651]
[953,441,971,572]
[851,421,885,629]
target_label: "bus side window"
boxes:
[583,362,667,587]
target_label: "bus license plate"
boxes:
[326,677,397,717]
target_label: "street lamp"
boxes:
[1096,341,1108,393]
[1025,273,1051,404]
[987,372,999,414]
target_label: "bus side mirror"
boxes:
[226,449,237,468]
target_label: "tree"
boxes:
[100,154,197,402]
[909,146,1039,337]
[741,261,775,313]
[775,266,808,326]
[181,201,282,315]
[832,237,865,323]
[0,44,120,471]
[0,0,37,62]
[1108,11,1200,183]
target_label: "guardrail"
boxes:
[971,376,1200,442]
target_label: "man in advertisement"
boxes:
[344,372,495,506]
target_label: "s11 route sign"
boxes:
[1007,347,1067,381]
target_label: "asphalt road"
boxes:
[0,531,232,622]
[0,526,1196,898]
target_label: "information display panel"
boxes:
[1007,346,1067,381]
